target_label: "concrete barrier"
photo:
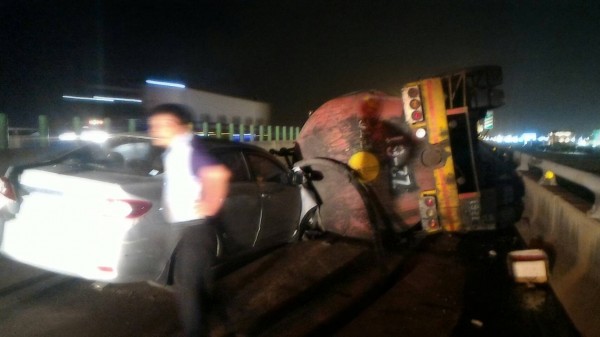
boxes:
[514,151,600,219]
[517,175,600,336]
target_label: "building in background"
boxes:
[143,85,270,126]
[59,80,271,132]
[547,131,575,145]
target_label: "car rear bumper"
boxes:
[0,216,164,283]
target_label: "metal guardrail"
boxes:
[513,150,600,220]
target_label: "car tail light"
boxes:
[104,199,152,219]
[0,177,16,201]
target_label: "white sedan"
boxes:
[0,136,319,284]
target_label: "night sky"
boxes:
[1,0,599,136]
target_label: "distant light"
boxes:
[145,79,186,88]
[577,137,589,147]
[88,119,104,126]
[58,130,110,143]
[80,130,110,143]
[522,133,537,143]
[58,132,78,141]
[552,131,573,137]
[62,95,142,104]
[63,95,114,103]
[93,96,142,103]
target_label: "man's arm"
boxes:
[196,164,231,217]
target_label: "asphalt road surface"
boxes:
[0,257,180,337]
[1,230,580,337]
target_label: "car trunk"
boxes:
[1,165,154,281]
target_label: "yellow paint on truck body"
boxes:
[405,78,462,232]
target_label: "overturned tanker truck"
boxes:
[291,65,522,242]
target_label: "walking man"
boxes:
[148,103,231,337]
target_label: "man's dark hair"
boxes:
[150,103,194,125]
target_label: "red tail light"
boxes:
[104,199,152,219]
[0,177,16,201]
[97,266,114,272]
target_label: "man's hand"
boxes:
[195,164,231,217]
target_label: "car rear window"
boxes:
[59,138,164,176]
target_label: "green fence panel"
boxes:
[228,123,234,141]
[202,122,208,137]
[104,118,111,132]
[259,125,265,141]
[267,125,272,141]
[128,119,136,133]
[38,115,49,147]
[239,124,245,142]
[216,123,222,138]
[73,117,82,134]
[249,125,255,142]
[0,113,7,150]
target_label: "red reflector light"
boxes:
[411,110,423,121]
[98,266,114,272]
[424,197,436,208]
[0,177,16,201]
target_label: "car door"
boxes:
[213,150,262,254]
[245,151,301,248]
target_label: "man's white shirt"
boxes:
[162,133,204,223]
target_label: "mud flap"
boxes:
[295,158,396,256]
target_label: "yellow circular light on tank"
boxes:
[544,170,555,180]
[348,151,380,182]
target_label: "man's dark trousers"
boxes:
[173,220,217,337]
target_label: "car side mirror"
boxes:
[288,168,305,185]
